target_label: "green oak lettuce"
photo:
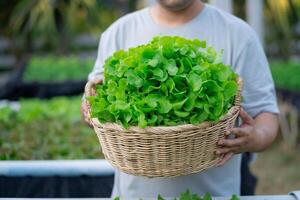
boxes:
[88,36,238,128]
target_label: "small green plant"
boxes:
[23,56,94,82]
[89,36,238,128]
[270,61,300,92]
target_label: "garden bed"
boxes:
[0,96,101,160]
[270,60,300,108]
[270,61,300,93]
[0,56,93,100]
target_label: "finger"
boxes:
[93,78,103,84]
[81,102,93,127]
[239,108,254,125]
[83,110,90,121]
[88,121,93,128]
[224,128,231,136]
[85,116,93,128]
[216,152,233,167]
[230,127,243,137]
[81,106,88,120]
[84,102,90,112]
[218,137,245,147]
[230,127,251,137]
[81,104,88,114]
[215,147,233,155]
[85,109,91,121]
[225,125,244,136]
[90,78,103,85]
[84,117,90,124]
[216,147,243,155]
[87,79,102,96]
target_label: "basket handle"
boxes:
[84,78,103,97]
[235,77,243,106]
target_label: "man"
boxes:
[81,0,279,197]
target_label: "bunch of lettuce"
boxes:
[88,36,238,128]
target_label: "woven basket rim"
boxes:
[87,77,243,133]
[91,105,240,134]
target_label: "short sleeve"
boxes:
[233,36,279,117]
[88,31,119,81]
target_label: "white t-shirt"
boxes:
[88,4,279,197]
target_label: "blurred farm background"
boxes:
[0,0,300,196]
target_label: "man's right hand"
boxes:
[81,100,93,127]
[81,78,103,127]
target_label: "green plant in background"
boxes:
[270,61,300,92]
[0,96,101,160]
[1,0,119,57]
[89,36,238,128]
[23,56,94,82]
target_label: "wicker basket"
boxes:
[85,78,242,178]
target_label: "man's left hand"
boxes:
[215,108,264,166]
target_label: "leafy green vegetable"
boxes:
[157,194,165,200]
[89,36,238,128]
[203,193,212,200]
[230,194,240,200]
[113,189,240,200]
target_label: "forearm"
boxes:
[253,112,279,152]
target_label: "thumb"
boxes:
[92,78,103,84]
[239,108,254,125]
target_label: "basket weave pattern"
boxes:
[85,79,242,178]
